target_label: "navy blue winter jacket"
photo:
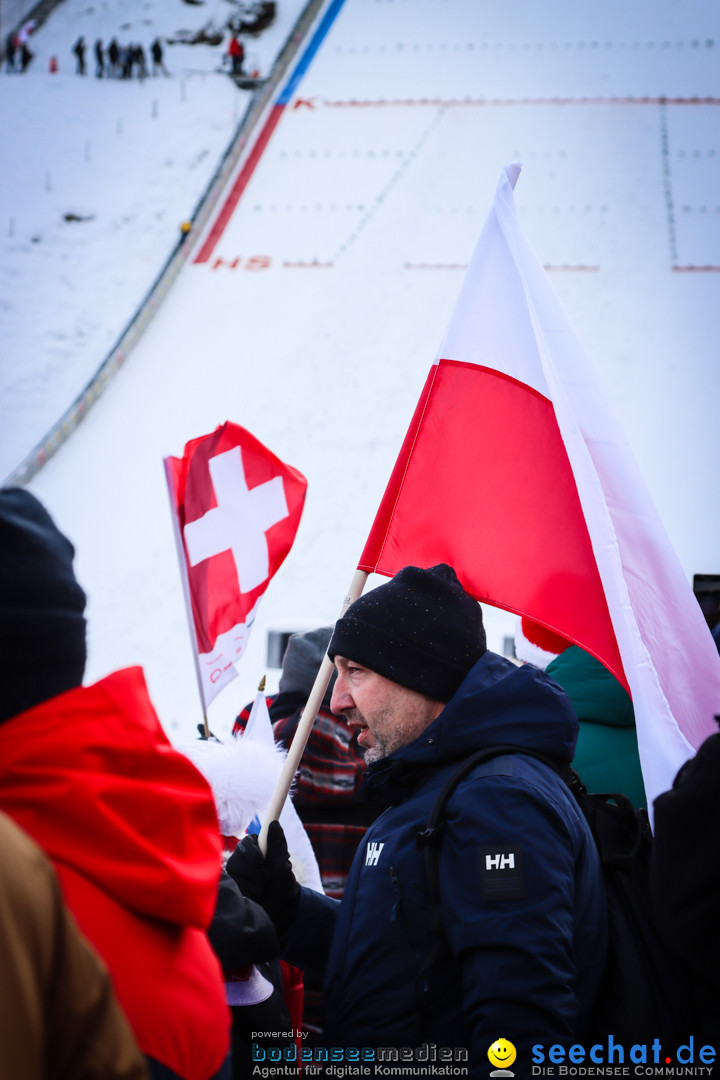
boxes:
[284,652,607,1072]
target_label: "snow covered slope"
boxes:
[1,0,305,478]
[12,0,720,742]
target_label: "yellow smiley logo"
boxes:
[488,1039,517,1069]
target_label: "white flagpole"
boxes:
[163,457,211,737]
[258,567,368,853]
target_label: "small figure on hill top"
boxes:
[72,36,86,75]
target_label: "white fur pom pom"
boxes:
[180,737,286,838]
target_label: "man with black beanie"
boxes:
[227,564,607,1072]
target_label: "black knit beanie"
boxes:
[328,564,486,702]
[0,489,87,722]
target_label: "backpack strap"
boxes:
[413,743,563,1040]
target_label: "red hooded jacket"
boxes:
[0,667,230,1080]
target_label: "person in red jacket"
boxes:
[227,34,244,75]
[0,489,231,1080]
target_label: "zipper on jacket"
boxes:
[389,864,402,922]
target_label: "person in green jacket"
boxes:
[545,644,646,808]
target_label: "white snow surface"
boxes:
[2,0,719,744]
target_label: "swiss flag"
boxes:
[165,422,307,710]
[360,164,720,810]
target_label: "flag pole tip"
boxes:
[258,675,266,692]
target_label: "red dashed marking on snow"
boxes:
[404,263,600,272]
[323,96,720,107]
[283,261,335,268]
[404,262,469,270]
[672,264,720,272]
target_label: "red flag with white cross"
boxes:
[165,422,307,711]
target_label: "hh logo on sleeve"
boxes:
[364,841,385,867]
[478,844,525,900]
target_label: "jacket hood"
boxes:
[0,667,221,930]
[545,644,635,728]
[366,651,578,795]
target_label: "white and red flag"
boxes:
[165,422,307,711]
[359,163,720,809]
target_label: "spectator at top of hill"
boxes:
[151,37,169,75]
[108,36,120,75]
[72,35,86,74]
[6,20,34,73]
[5,32,17,72]
[17,20,35,49]
[19,41,33,71]
[227,34,245,75]
[134,43,147,80]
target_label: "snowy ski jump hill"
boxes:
[4,0,719,742]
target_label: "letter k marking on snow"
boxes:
[183,447,288,594]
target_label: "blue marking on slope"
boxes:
[277,0,348,107]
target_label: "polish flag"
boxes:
[359,163,720,809]
[165,422,307,711]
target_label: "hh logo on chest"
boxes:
[478,844,525,900]
[485,852,515,870]
[364,841,385,866]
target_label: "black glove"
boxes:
[208,872,279,969]
[226,820,301,936]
